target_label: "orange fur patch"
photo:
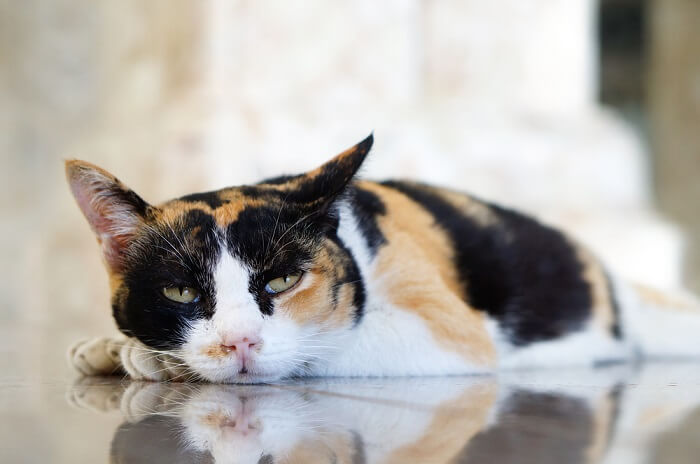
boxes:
[204,344,232,359]
[634,284,700,312]
[576,246,617,334]
[361,182,497,367]
[278,241,357,329]
[107,272,124,293]
[279,271,332,325]
[155,194,268,229]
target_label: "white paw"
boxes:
[120,338,191,382]
[119,382,193,422]
[68,337,125,376]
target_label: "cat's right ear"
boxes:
[65,160,151,272]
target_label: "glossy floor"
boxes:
[3,364,700,463]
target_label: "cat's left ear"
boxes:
[65,160,152,271]
[272,133,373,208]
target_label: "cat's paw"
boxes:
[68,337,125,376]
[120,338,191,382]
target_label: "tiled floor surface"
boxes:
[3,364,700,463]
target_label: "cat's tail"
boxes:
[615,278,700,359]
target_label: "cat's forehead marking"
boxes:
[157,188,279,229]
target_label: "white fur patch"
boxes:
[212,251,262,340]
[182,248,340,382]
[336,200,373,275]
[615,277,700,358]
[490,319,630,369]
[311,303,483,377]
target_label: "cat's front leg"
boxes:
[119,337,191,381]
[69,336,191,381]
[68,336,125,377]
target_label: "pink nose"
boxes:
[220,336,261,357]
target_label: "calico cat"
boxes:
[66,134,700,383]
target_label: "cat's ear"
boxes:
[272,133,373,208]
[65,160,152,271]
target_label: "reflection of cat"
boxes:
[68,368,700,463]
[67,373,623,464]
[66,134,700,383]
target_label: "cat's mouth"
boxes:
[190,360,284,384]
[185,338,298,384]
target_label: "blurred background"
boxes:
[0,0,699,385]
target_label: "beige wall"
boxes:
[0,1,206,379]
[650,0,700,293]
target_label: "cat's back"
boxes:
[343,180,621,347]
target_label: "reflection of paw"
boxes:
[120,338,191,382]
[119,382,195,422]
[67,378,195,423]
[66,377,127,413]
[68,337,125,376]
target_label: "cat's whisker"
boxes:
[270,210,317,253]
[165,220,196,262]
[144,224,194,273]
[263,194,289,265]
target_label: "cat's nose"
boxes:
[220,336,261,357]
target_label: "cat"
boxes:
[66,134,700,383]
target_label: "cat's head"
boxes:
[66,135,373,383]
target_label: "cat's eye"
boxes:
[162,286,201,304]
[265,273,302,295]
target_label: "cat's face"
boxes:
[66,136,372,383]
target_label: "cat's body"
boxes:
[67,135,700,383]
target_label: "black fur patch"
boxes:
[222,200,365,322]
[226,204,320,316]
[258,174,304,185]
[179,190,229,209]
[328,233,366,325]
[347,185,387,255]
[119,188,150,217]
[252,134,373,207]
[113,210,221,349]
[605,272,623,339]
[381,181,593,346]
